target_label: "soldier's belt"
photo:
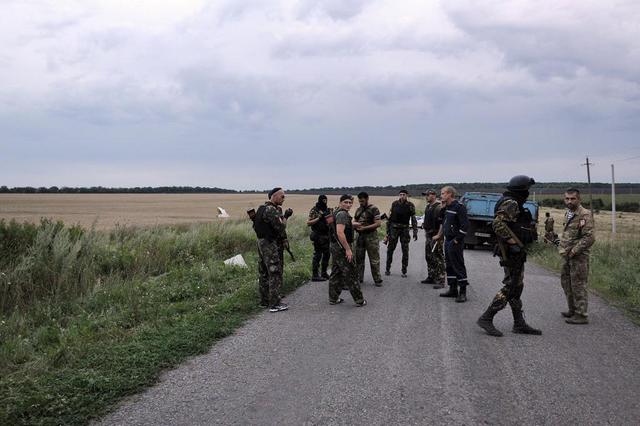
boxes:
[391,223,410,228]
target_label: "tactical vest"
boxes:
[354,205,376,234]
[495,196,535,245]
[253,204,279,241]
[390,202,412,225]
[330,208,354,245]
[423,203,441,234]
[311,207,330,235]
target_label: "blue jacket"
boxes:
[443,200,470,243]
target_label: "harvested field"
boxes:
[539,207,640,240]
[0,194,403,230]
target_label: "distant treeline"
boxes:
[288,182,640,196]
[0,186,237,194]
[539,198,640,213]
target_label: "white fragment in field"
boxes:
[223,254,247,267]
[217,207,230,218]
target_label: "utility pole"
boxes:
[611,163,616,236]
[582,156,595,219]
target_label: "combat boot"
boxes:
[439,283,458,298]
[561,311,574,318]
[455,285,467,303]
[321,270,330,280]
[565,314,589,324]
[512,309,542,335]
[477,308,503,337]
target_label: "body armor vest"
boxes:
[495,196,535,245]
[390,202,412,225]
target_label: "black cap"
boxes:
[399,189,409,195]
[268,187,283,198]
[421,189,436,195]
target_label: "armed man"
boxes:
[307,195,332,282]
[439,186,470,302]
[253,187,292,313]
[558,188,595,324]
[420,189,446,289]
[328,194,367,306]
[354,192,383,286]
[477,176,541,336]
[384,189,418,278]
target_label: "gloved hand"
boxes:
[413,232,418,241]
[508,244,522,255]
[284,208,293,219]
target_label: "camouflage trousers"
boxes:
[386,226,410,273]
[424,236,445,284]
[488,257,525,313]
[329,243,364,304]
[560,253,589,317]
[257,238,283,307]
[356,232,381,282]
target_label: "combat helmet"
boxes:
[506,175,535,191]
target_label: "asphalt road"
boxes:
[98,236,640,425]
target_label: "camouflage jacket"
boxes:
[260,201,288,242]
[544,217,555,232]
[493,198,520,241]
[308,205,333,235]
[559,205,595,257]
[354,204,381,234]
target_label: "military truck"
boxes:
[460,192,539,249]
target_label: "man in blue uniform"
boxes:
[439,186,470,303]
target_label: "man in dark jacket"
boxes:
[307,195,332,281]
[439,186,470,302]
[384,189,418,278]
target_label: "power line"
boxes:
[614,154,640,162]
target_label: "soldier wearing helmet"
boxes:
[477,175,542,337]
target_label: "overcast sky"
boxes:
[1,0,639,190]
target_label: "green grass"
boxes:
[529,239,640,322]
[0,218,314,425]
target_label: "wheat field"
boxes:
[0,193,405,230]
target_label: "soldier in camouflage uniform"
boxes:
[477,176,541,336]
[384,189,418,278]
[329,194,366,306]
[558,188,595,324]
[307,194,332,281]
[253,187,292,313]
[354,192,383,286]
[544,212,556,243]
[420,189,445,289]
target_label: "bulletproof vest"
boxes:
[331,208,354,245]
[424,203,441,233]
[310,205,330,235]
[354,205,376,233]
[253,205,279,241]
[390,201,412,225]
[495,196,535,245]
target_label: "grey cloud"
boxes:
[295,0,370,21]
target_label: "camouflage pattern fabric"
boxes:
[560,254,590,317]
[312,235,330,276]
[558,205,595,257]
[425,239,445,284]
[329,209,364,303]
[258,239,284,307]
[488,254,525,312]
[356,232,381,282]
[256,201,287,307]
[558,205,595,317]
[544,216,555,233]
[386,225,411,273]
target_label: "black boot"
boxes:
[512,309,542,335]
[311,267,324,282]
[321,269,330,280]
[439,283,458,298]
[477,307,503,337]
[455,285,467,303]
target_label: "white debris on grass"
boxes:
[217,207,230,218]
[223,254,247,267]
